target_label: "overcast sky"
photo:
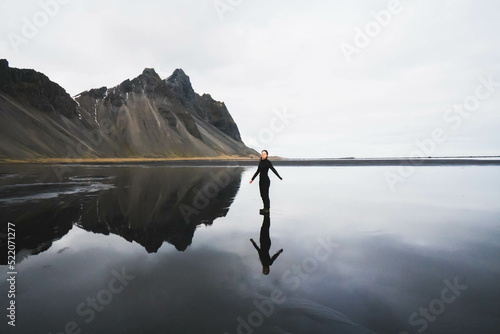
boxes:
[1,0,499,158]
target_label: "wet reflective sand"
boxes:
[1,164,499,334]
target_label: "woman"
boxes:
[249,150,282,212]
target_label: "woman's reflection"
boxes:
[250,212,283,275]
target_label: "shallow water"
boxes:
[1,164,499,334]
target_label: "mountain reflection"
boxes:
[79,167,244,252]
[0,166,244,261]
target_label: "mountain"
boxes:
[0,59,257,159]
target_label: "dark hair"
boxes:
[260,150,269,162]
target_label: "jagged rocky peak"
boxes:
[142,67,161,80]
[77,68,166,109]
[78,67,194,102]
[79,68,165,99]
[134,67,163,91]
[113,68,161,95]
[165,68,195,100]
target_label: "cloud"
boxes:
[1,0,499,157]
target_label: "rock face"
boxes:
[0,59,257,159]
[0,59,78,119]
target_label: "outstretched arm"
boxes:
[269,161,282,180]
[250,165,261,182]
[270,249,283,264]
[250,238,260,251]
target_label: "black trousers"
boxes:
[259,178,270,209]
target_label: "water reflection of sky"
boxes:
[0,165,499,334]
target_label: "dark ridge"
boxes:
[0,59,77,118]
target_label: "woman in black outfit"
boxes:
[249,150,282,212]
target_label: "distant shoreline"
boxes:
[1,156,500,166]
